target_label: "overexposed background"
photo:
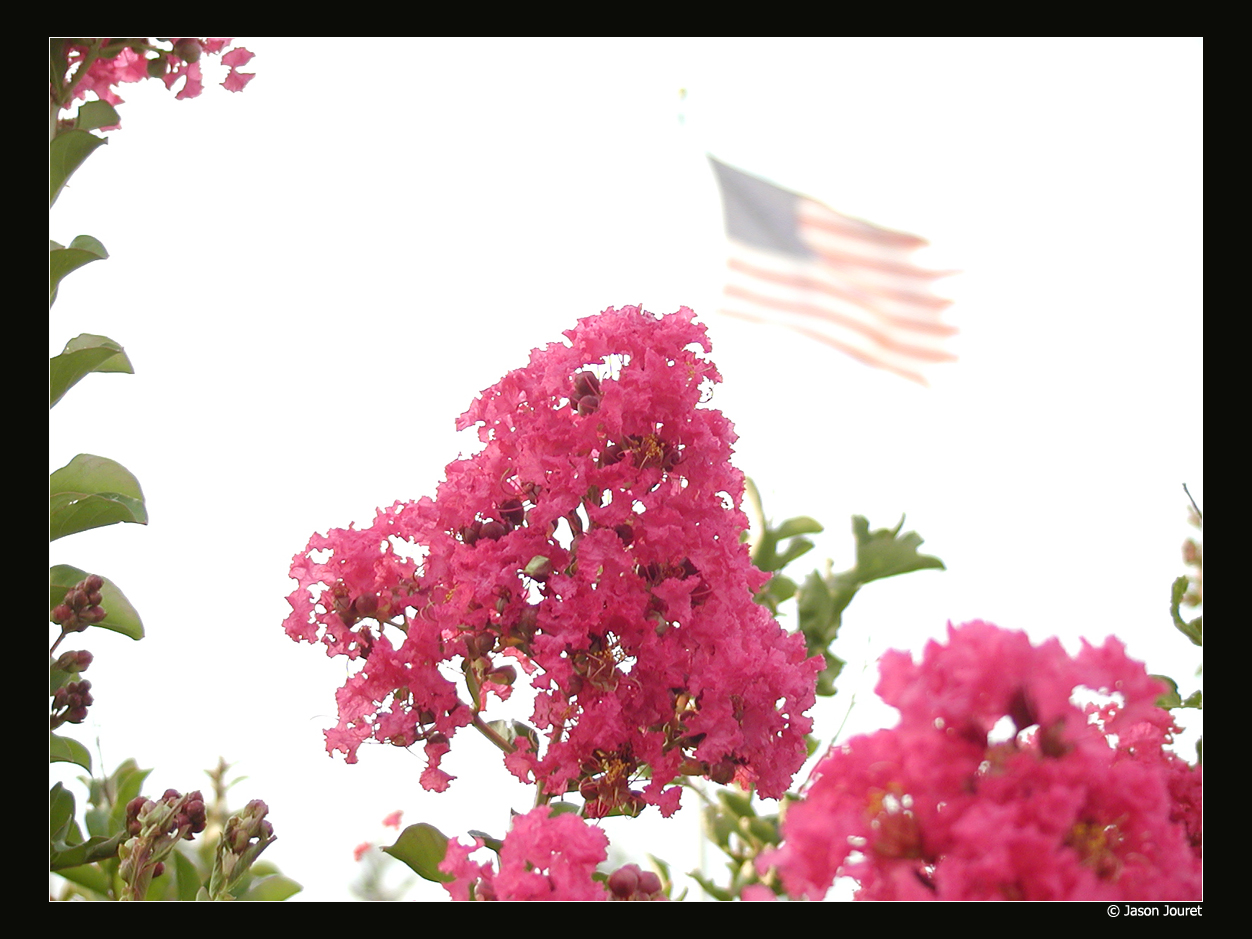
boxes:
[50,37,1202,901]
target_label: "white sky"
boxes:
[50,37,1202,901]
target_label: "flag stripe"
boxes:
[718,307,932,386]
[723,283,957,363]
[725,259,957,334]
[710,156,956,385]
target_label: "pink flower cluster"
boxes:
[764,621,1203,900]
[284,306,821,813]
[440,806,611,900]
[439,806,667,901]
[62,38,254,111]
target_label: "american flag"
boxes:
[709,156,957,386]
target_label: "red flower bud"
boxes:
[638,870,662,895]
[478,520,507,541]
[499,498,525,528]
[608,864,639,898]
[573,371,601,399]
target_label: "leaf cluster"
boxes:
[746,479,945,697]
[52,760,301,901]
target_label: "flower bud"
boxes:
[173,38,202,63]
[637,870,662,895]
[487,665,517,686]
[608,864,639,898]
[479,520,507,541]
[573,371,601,399]
[523,555,553,581]
[55,649,93,672]
[147,55,168,78]
[709,759,737,786]
[499,498,525,528]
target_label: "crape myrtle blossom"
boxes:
[438,805,667,901]
[57,38,255,114]
[284,306,822,815]
[762,621,1203,900]
[440,806,603,900]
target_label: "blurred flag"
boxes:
[709,156,957,385]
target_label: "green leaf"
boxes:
[1170,575,1203,646]
[382,823,455,883]
[50,781,124,871]
[49,453,147,541]
[50,334,133,408]
[49,235,109,307]
[73,100,120,133]
[796,570,838,647]
[174,850,203,901]
[50,565,144,640]
[50,783,76,844]
[239,874,303,901]
[718,788,756,819]
[51,862,114,898]
[51,732,93,771]
[701,803,735,850]
[49,128,108,207]
[815,649,846,697]
[107,762,153,831]
[851,515,946,583]
[50,832,124,871]
[485,719,539,753]
[744,479,824,575]
[688,869,734,901]
[776,516,824,540]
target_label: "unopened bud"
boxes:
[573,371,601,399]
[709,760,737,786]
[608,864,639,898]
[173,38,201,63]
[638,870,662,895]
[478,521,507,541]
[499,499,525,528]
[487,665,517,686]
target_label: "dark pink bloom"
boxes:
[60,38,255,118]
[439,806,610,901]
[284,306,821,813]
[764,621,1202,901]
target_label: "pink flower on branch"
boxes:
[55,38,255,119]
[763,620,1202,901]
[284,306,821,815]
[440,806,610,901]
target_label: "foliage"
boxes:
[49,38,295,901]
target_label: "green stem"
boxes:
[471,713,515,756]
